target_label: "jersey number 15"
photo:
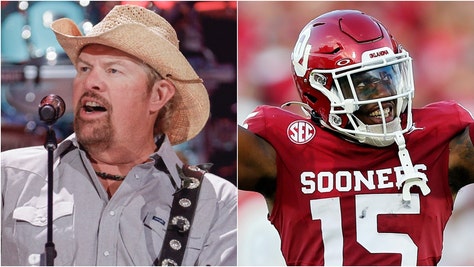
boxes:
[310,193,420,265]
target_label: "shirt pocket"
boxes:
[143,211,167,236]
[144,212,206,265]
[133,211,166,262]
[12,200,75,265]
[13,201,74,226]
[141,211,204,265]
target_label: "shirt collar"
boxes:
[57,133,184,188]
[152,134,184,188]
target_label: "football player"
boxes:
[238,9,474,266]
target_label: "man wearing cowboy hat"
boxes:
[1,4,237,266]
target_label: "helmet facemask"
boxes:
[309,47,415,147]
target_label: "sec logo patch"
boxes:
[287,120,315,144]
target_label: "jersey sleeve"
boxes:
[452,102,474,142]
[419,101,474,138]
[242,105,274,138]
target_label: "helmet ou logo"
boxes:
[292,26,312,77]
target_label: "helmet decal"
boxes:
[336,58,352,67]
[292,26,312,77]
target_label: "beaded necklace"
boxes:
[95,171,126,181]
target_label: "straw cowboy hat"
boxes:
[51,4,209,145]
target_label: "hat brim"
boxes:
[51,18,209,145]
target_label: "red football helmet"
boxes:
[291,10,414,146]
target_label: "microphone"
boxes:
[39,94,66,125]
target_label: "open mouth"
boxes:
[369,107,391,119]
[359,102,395,124]
[83,101,107,113]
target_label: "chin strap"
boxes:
[394,132,431,201]
[281,101,313,117]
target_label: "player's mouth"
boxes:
[357,102,395,125]
[367,103,394,124]
[369,107,390,119]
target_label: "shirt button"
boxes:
[109,211,115,216]
[28,254,41,265]
[135,174,140,179]
[104,251,110,256]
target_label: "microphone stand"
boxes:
[41,126,58,266]
[38,94,64,266]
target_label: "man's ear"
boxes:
[149,79,175,113]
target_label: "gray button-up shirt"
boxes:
[1,134,237,265]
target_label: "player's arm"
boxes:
[238,125,277,193]
[448,124,474,197]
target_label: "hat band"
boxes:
[166,74,203,84]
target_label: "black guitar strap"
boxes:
[153,163,211,266]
